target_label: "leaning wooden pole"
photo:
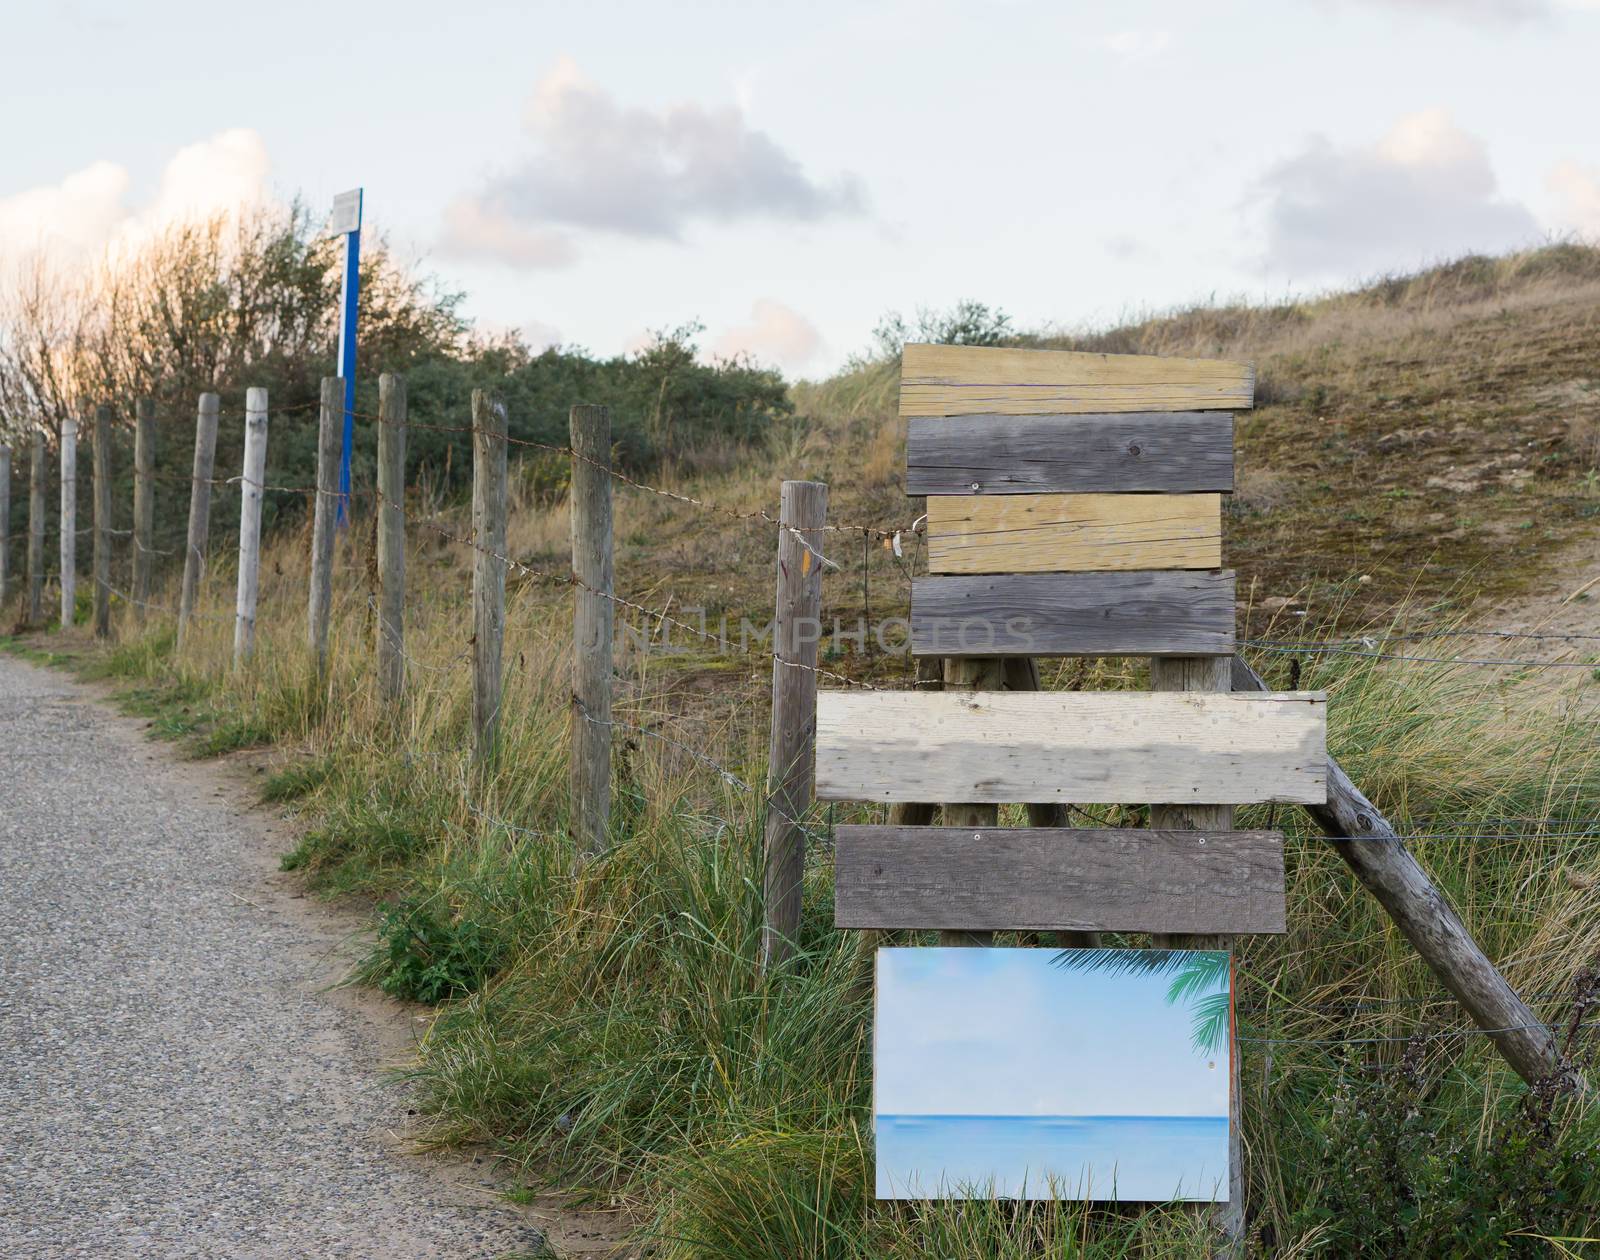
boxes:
[568,403,614,860]
[177,393,220,651]
[1231,653,1576,1088]
[233,388,268,666]
[132,398,156,622]
[375,373,407,704]
[762,479,828,968]
[307,376,342,676]
[28,430,46,625]
[470,389,508,765]
[59,416,78,627]
[92,404,112,637]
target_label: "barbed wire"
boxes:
[1245,640,1600,669]
[368,482,887,692]
[1250,629,1600,645]
[1236,1018,1600,1046]
[343,403,909,548]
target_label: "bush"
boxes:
[1284,1047,1600,1256]
[372,895,504,1005]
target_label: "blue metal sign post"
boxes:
[330,188,363,525]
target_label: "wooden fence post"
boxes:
[234,387,268,666]
[307,376,342,675]
[471,389,508,764]
[132,398,155,622]
[569,403,613,860]
[1147,654,1242,1250]
[938,656,1008,947]
[92,404,112,637]
[762,479,828,967]
[59,416,77,627]
[178,393,220,650]
[28,430,45,625]
[0,442,10,608]
[376,373,406,703]
[1002,655,1102,950]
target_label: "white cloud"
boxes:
[1548,160,1600,235]
[440,57,865,269]
[143,129,271,230]
[711,299,823,372]
[0,129,271,274]
[0,160,129,261]
[440,196,577,269]
[1256,108,1540,277]
[1102,28,1173,61]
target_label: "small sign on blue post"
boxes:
[330,188,363,524]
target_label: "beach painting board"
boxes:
[874,947,1231,1201]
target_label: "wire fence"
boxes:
[11,391,1600,1062]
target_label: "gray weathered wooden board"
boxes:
[834,825,1286,933]
[906,412,1234,495]
[815,690,1327,804]
[911,570,1235,657]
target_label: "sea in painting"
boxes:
[875,947,1231,1202]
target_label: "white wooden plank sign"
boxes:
[815,690,1327,805]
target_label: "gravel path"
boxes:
[0,655,543,1259]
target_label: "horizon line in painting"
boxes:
[874,946,1231,1202]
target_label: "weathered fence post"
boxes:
[132,398,155,622]
[92,404,112,637]
[569,403,613,860]
[1149,654,1242,1250]
[376,373,406,703]
[470,389,508,763]
[938,655,1008,948]
[28,431,46,624]
[307,377,342,675]
[0,442,10,607]
[178,393,220,650]
[762,479,828,967]
[1002,655,1101,950]
[59,416,77,627]
[234,387,268,666]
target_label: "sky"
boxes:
[874,948,1228,1118]
[3,0,1598,379]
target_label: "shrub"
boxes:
[372,895,504,1005]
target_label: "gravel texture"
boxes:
[0,655,543,1259]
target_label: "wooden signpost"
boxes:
[819,343,1308,935]
[815,342,1317,1236]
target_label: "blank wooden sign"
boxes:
[911,570,1235,657]
[906,412,1234,495]
[899,344,1255,417]
[926,493,1222,574]
[815,690,1326,805]
[835,826,1287,934]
